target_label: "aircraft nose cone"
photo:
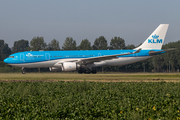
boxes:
[4,58,9,64]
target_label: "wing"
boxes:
[149,48,176,56]
[76,48,141,65]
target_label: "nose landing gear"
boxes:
[22,67,26,74]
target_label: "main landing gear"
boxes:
[22,67,26,74]
[78,69,97,74]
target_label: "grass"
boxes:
[0,72,180,82]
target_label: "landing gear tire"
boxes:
[78,70,83,74]
[91,70,97,74]
[22,67,26,74]
[78,69,97,74]
[22,70,26,74]
[84,70,91,74]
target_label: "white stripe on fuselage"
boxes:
[9,56,152,68]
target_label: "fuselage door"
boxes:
[20,54,25,61]
[45,53,50,60]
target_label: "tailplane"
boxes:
[134,24,169,50]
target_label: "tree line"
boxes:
[0,36,179,73]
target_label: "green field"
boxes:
[1,73,180,119]
[1,73,180,82]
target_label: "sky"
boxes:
[0,0,180,48]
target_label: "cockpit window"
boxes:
[9,56,14,58]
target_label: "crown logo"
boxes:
[26,53,33,56]
[152,34,159,39]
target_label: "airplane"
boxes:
[4,24,175,74]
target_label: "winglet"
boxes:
[133,48,141,54]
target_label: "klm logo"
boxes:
[26,53,33,57]
[148,34,162,43]
[26,53,44,57]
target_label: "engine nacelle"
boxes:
[62,62,77,71]
[49,67,62,72]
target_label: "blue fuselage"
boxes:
[4,49,163,65]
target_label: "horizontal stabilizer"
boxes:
[149,48,176,56]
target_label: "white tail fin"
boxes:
[134,24,169,50]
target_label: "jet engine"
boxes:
[50,62,80,72]
[61,62,77,71]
